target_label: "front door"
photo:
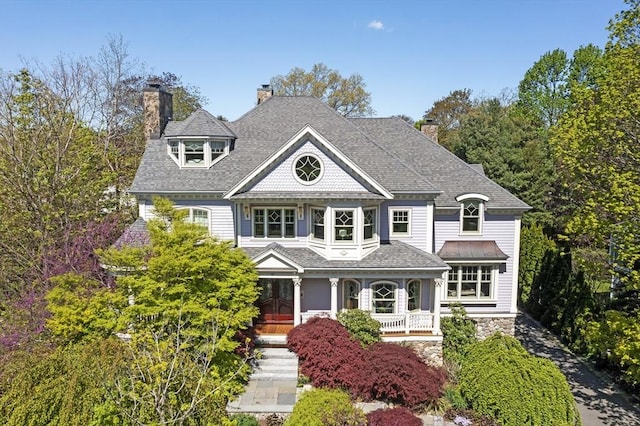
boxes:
[257,279,294,324]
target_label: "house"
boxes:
[123,82,530,356]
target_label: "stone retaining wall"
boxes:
[474,316,515,339]
[404,340,443,367]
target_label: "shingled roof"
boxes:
[130,96,530,211]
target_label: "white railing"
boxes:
[371,312,434,334]
[300,310,434,334]
[300,310,332,323]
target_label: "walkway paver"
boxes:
[515,312,640,426]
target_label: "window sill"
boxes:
[442,299,497,306]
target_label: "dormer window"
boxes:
[167,138,229,168]
[456,194,489,235]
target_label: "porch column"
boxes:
[330,278,339,319]
[433,278,443,335]
[293,277,302,326]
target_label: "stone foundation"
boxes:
[403,340,443,367]
[474,316,515,339]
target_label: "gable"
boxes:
[246,140,370,193]
[252,252,304,273]
[225,125,393,199]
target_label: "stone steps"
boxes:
[251,347,298,381]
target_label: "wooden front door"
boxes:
[257,279,294,324]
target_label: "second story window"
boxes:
[311,208,325,240]
[253,208,296,238]
[179,208,210,229]
[363,208,376,240]
[391,209,410,236]
[334,210,354,241]
[462,200,481,232]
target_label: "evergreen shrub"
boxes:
[230,413,260,426]
[337,309,381,346]
[441,304,477,366]
[459,333,580,426]
[285,388,366,426]
[287,317,365,389]
[366,407,422,426]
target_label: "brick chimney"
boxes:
[257,84,273,105]
[143,79,173,140]
[420,117,439,143]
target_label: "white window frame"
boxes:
[252,207,296,239]
[456,194,489,235]
[406,279,421,311]
[310,207,326,241]
[292,153,324,185]
[178,207,210,230]
[167,137,230,168]
[445,264,496,301]
[371,281,398,314]
[333,209,356,243]
[390,208,411,236]
[342,279,361,310]
[363,207,377,241]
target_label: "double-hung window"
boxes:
[363,208,376,241]
[407,279,421,311]
[334,210,354,241]
[391,209,410,235]
[253,208,295,238]
[180,208,210,229]
[311,208,325,240]
[462,200,481,232]
[446,265,494,300]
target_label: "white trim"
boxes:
[456,193,490,202]
[444,264,497,301]
[389,208,412,237]
[292,153,324,185]
[370,280,399,314]
[511,217,522,314]
[406,278,422,311]
[252,250,305,273]
[342,278,361,310]
[252,206,297,239]
[167,137,230,169]
[223,125,393,199]
[332,208,357,244]
[426,201,434,253]
[459,199,484,235]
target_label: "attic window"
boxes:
[167,138,229,168]
[294,154,323,184]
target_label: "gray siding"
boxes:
[248,141,368,192]
[435,212,516,312]
[381,200,428,251]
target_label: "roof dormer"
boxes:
[164,109,236,168]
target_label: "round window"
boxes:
[294,155,322,183]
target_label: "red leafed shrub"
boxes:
[366,407,422,426]
[287,317,365,389]
[357,342,446,408]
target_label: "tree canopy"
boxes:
[270,63,374,117]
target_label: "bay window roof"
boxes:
[164,109,236,139]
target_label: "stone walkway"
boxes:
[515,312,640,426]
[227,378,298,414]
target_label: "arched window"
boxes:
[371,281,397,314]
[407,279,421,311]
[342,279,360,310]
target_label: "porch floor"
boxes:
[255,324,435,338]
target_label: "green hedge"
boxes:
[459,334,580,426]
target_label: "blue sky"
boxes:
[0,0,626,121]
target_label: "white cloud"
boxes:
[368,20,384,30]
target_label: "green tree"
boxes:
[518,224,557,306]
[48,198,260,424]
[422,88,473,150]
[270,63,374,117]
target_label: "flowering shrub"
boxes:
[366,407,422,426]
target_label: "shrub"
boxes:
[366,407,422,426]
[441,304,476,366]
[337,309,381,346]
[285,388,366,426]
[459,333,580,426]
[230,413,260,426]
[287,317,365,389]
[356,342,446,409]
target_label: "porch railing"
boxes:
[300,310,434,334]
